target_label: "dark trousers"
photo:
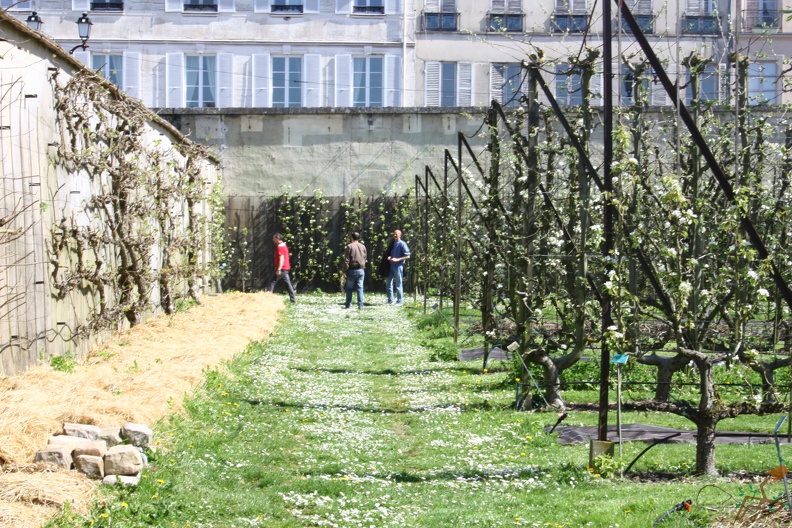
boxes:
[268,270,296,303]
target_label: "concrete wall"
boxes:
[160,107,490,196]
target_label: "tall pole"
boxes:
[598,0,615,442]
[454,133,463,344]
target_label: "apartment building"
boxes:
[7,0,790,108]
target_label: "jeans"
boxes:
[268,270,296,303]
[386,265,404,303]
[345,269,365,308]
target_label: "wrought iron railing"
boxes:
[352,4,385,14]
[682,15,721,34]
[90,1,124,10]
[552,14,588,33]
[618,14,653,33]
[488,13,523,32]
[184,0,218,11]
[271,3,304,13]
[424,12,458,31]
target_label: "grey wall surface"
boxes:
[158,107,490,196]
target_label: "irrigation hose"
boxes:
[652,500,692,527]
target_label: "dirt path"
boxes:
[0,292,284,528]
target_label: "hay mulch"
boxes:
[0,291,283,528]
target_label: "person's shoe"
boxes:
[395,302,403,306]
[343,305,350,309]
[358,305,363,310]
[386,301,394,305]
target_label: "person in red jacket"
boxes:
[268,233,296,303]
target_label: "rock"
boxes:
[104,445,143,476]
[99,427,123,447]
[63,423,101,440]
[73,440,108,458]
[49,435,106,455]
[75,455,105,479]
[34,445,73,469]
[122,422,153,447]
[102,474,140,486]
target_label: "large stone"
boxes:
[102,474,140,486]
[75,455,105,479]
[122,422,153,447]
[49,435,107,456]
[99,427,123,448]
[63,423,101,440]
[73,440,107,458]
[104,445,143,476]
[34,445,73,469]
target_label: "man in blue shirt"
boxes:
[386,229,410,306]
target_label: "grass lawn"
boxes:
[49,293,792,527]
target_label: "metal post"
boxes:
[424,169,429,314]
[454,133,463,344]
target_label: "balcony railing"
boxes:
[488,13,523,32]
[352,4,385,14]
[683,14,720,34]
[90,1,124,10]
[271,3,303,13]
[184,0,218,11]
[743,8,780,29]
[424,12,458,31]
[618,14,653,34]
[552,13,588,33]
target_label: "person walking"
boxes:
[343,231,367,310]
[386,229,410,306]
[268,233,297,303]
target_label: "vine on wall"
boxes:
[48,69,222,337]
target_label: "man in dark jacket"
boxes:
[342,231,367,309]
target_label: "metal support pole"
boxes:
[424,169,429,315]
[454,133,463,344]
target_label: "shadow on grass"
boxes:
[243,399,500,414]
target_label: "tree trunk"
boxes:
[537,354,565,409]
[695,360,718,475]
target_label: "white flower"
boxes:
[758,288,770,297]
[748,270,759,280]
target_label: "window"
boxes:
[353,57,383,107]
[492,64,523,106]
[272,57,302,108]
[184,0,218,11]
[1,0,31,9]
[90,0,124,11]
[488,14,522,31]
[556,65,582,105]
[553,0,587,32]
[686,64,719,105]
[353,0,384,14]
[424,0,457,30]
[748,62,777,105]
[426,61,471,106]
[745,0,778,28]
[185,55,216,108]
[271,0,303,12]
[92,54,123,86]
[440,62,457,107]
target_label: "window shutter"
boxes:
[385,0,400,14]
[166,52,185,108]
[252,53,271,107]
[384,54,402,107]
[72,50,90,67]
[457,62,472,106]
[218,0,235,11]
[217,53,234,108]
[717,63,729,102]
[686,0,700,13]
[334,54,352,107]
[165,0,182,12]
[651,80,667,106]
[425,0,440,11]
[72,0,90,11]
[441,0,455,11]
[590,70,603,106]
[304,54,322,107]
[336,0,351,13]
[425,61,440,106]
[304,0,319,12]
[491,0,505,12]
[254,0,270,12]
[123,51,141,100]
[490,64,504,104]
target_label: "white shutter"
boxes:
[217,53,234,108]
[335,54,353,107]
[72,50,90,67]
[218,0,235,11]
[385,0,400,14]
[686,0,700,13]
[425,0,441,11]
[252,54,271,107]
[304,54,322,107]
[166,52,185,108]
[304,0,319,12]
[555,0,570,12]
[490,64,504,104]
[165,0,183,11]
[384,54,402,107]
[718,63,729,102]
[441,0,455,11]
[651,79,667,106]
[336,0,351,13]
[72,0,90,10]
[590,70,603,106]
[491,0,505,12]
[123,51,141,100]
[457,62,472,106]
[425,61,440,106]
[254,0,270,11]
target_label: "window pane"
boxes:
[748,62,776,104]
[441,62,456,106]
[369,57,383,107]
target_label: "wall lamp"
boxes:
[68,13,93,54]
[26,11,43,32]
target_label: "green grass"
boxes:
[47,293,792,527]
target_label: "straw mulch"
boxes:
[0,291,284,528]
